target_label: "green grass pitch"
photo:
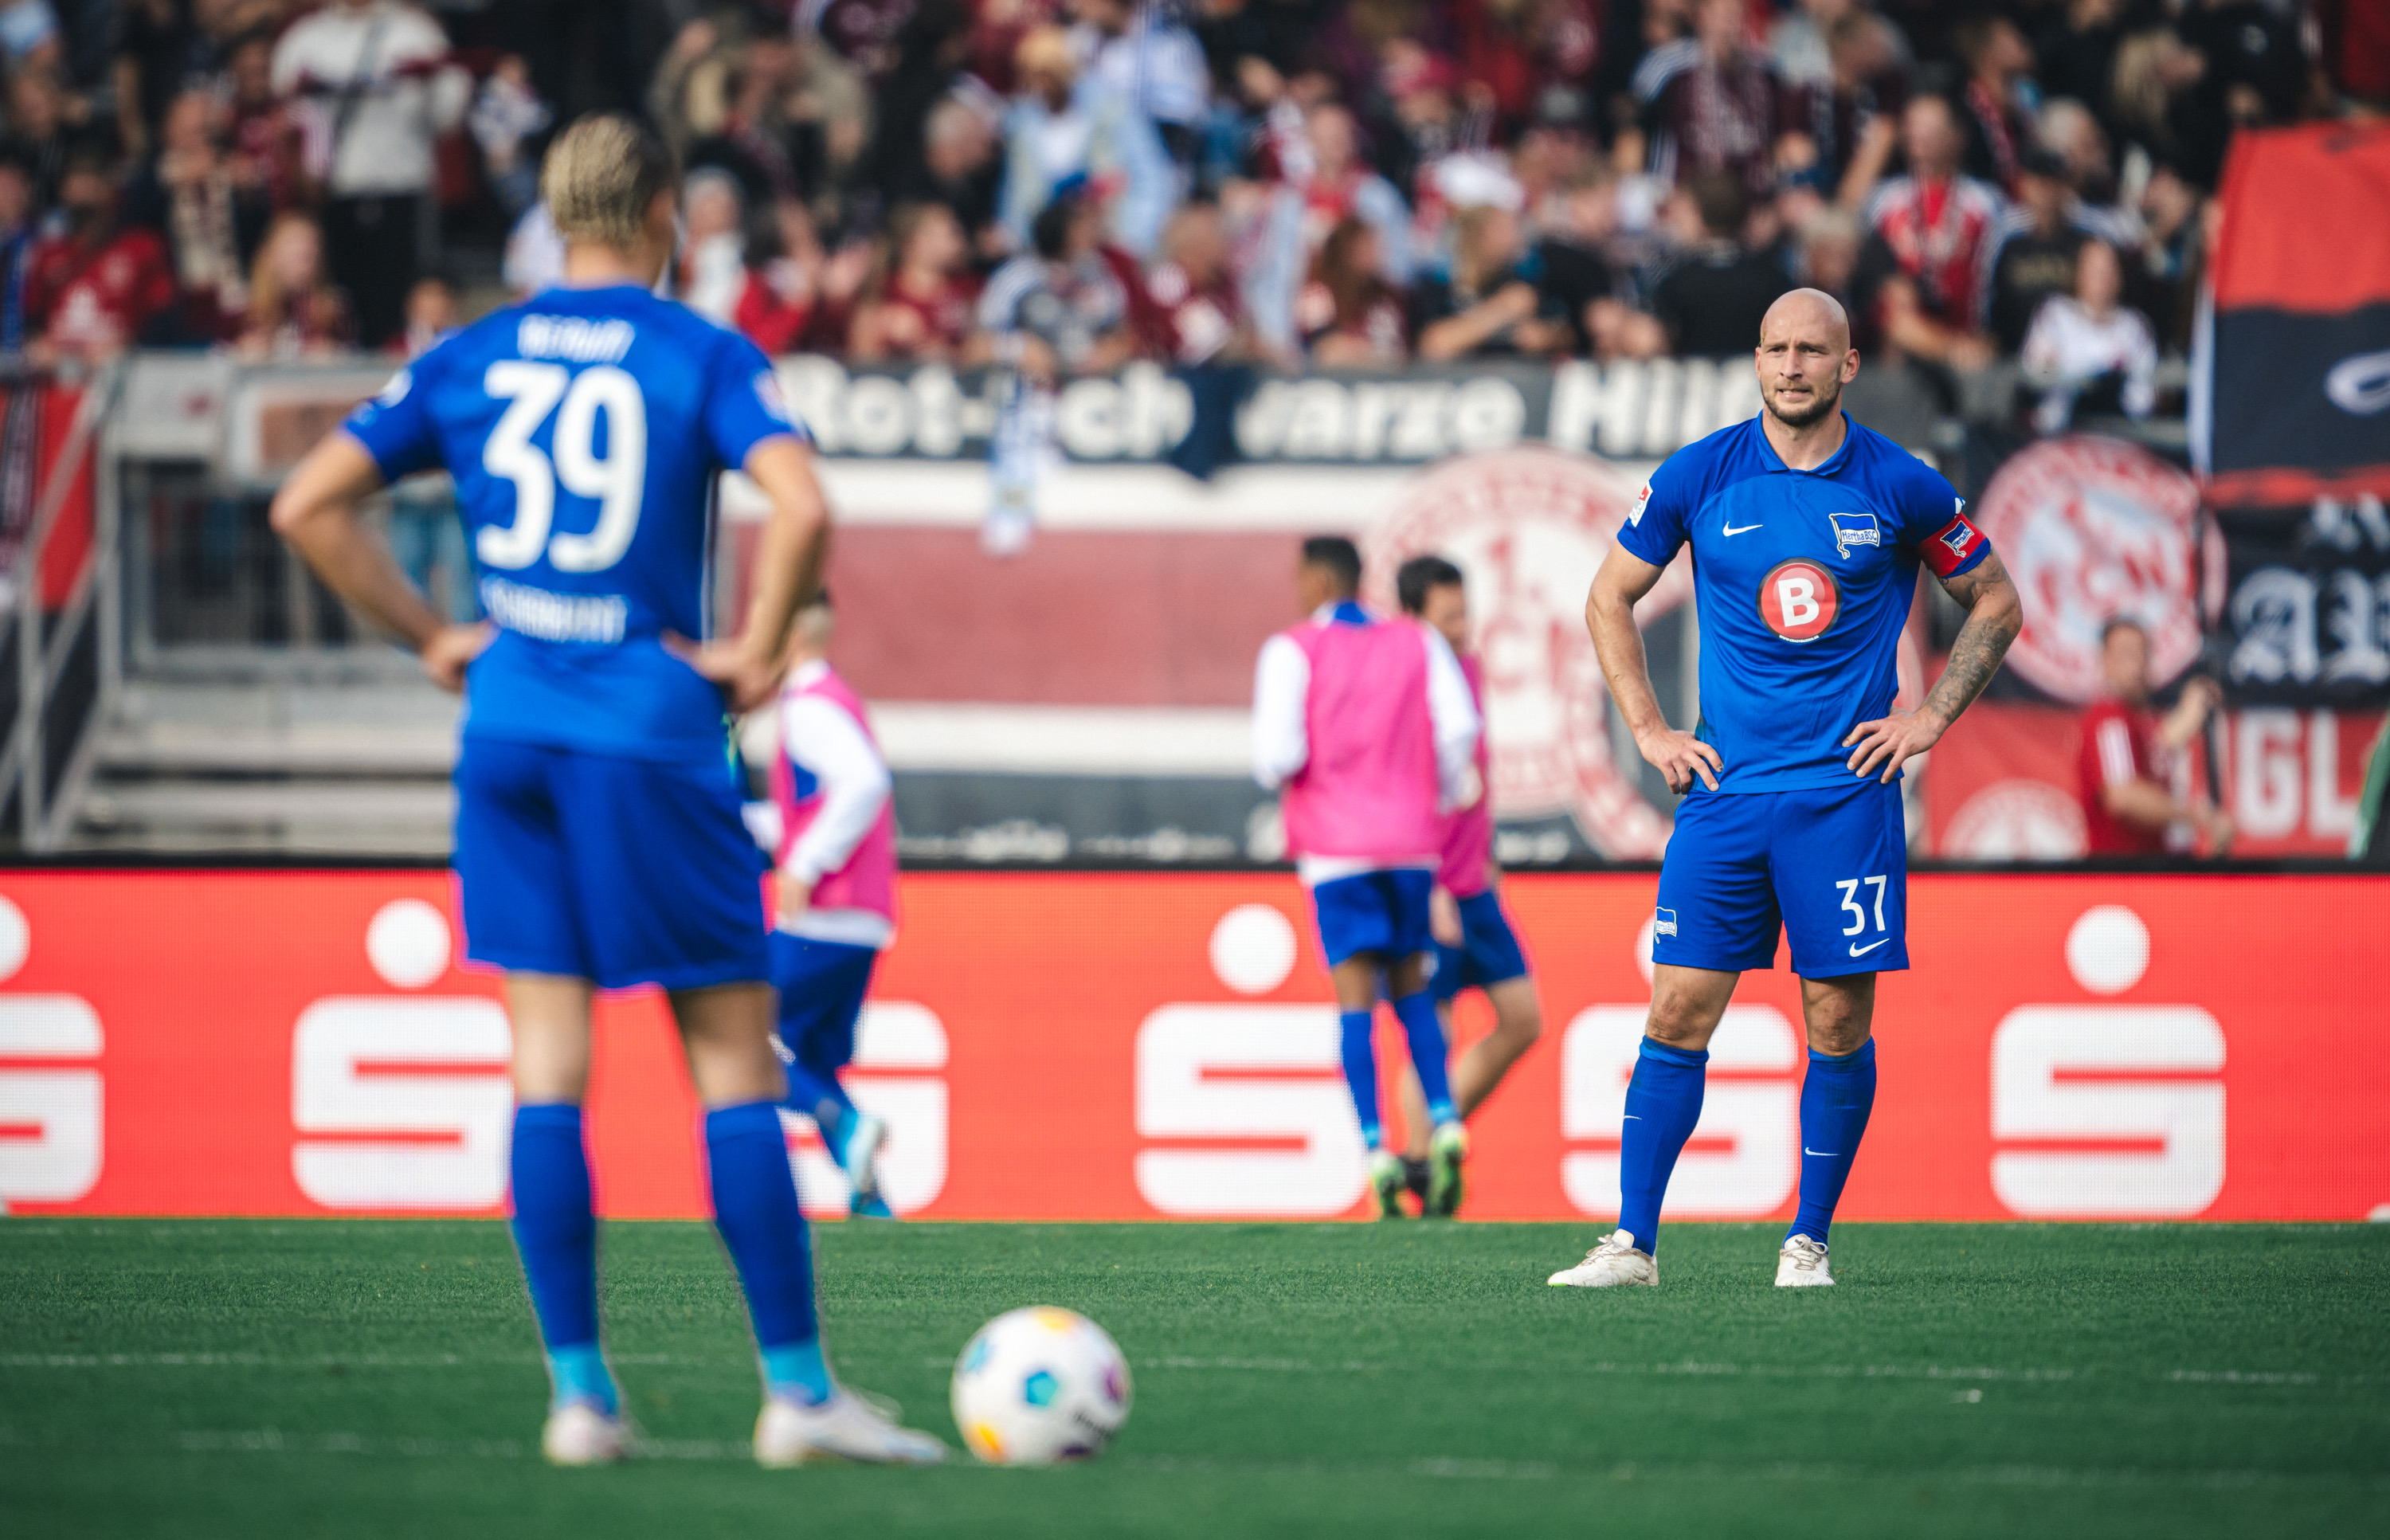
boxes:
[4,1220,2387,1537]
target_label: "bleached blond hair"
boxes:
[541,114,676,250]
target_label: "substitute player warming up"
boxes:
[1392,554,1544,1217]
[271,116,943,1465]
[1547,289,2021,1291]
[768,592,903,1218]
[1254,536,1482,1219]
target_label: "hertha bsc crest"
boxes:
[1828,511,1880,559]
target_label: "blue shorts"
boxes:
[1310,868,1434,969]
[453,737,770,992]
[1651,779,1909,978]
[1432,890,1532,1001]
[768,932,878,1072]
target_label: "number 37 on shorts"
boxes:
[1650,780,1910,978]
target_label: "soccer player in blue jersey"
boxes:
[268,116,945,1465]
[1549,288,2022,1290]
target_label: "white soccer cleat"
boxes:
[754,1390,949,1468]
[1776,1233,1835,1287]
[1547,1231,1658,1288]
[541,1401,629,1466]
[840,1112,890,1201]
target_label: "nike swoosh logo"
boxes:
[1622,1115,1641,1121]
[1722,522,1763,535]
[1848,938,1890,956]
[1804,1149,1838,1158]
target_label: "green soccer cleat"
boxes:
[1367,1150,1409,1219]
[1425,1121,1469,1217]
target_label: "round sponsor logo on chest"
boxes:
[1758,557,1840,641]
[1365,447,1693,858]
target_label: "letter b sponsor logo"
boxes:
[1760,558,1839,641]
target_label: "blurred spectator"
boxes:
[1533,167,1624,355]
[2078,617,2230,857]
[2031,0,2126,115]
[975,187,1136,383]
[2109,28,2218,187]
[1786,8,1902,209]
[2133,160,2204,350]
[2033,97,2127,224]
[225,31,311,257]
[1000,24,1175,258]
[889,94,1006,263]
[4,64,76,211]
[385,271,475,625]
[1412,202,1571,361]
[271,0,469,348]
[1651,170,1789,358]
[2020,238,2156,433]
[0,0,61,74]
[1145,198,1252,365]
[1795,203,1859,302]
[0,152,33,349]
[1296,101,1415,285]
[1068,0,1211,163]
[236,211,354,359]
[1637,0,1796,200]
[1768,0,1858,91]
[1951,10,2035,194]
[141,88,248,343]
[389,271,455,360]
[848,202,979,362]
[1985,147,2087,353]
[1855,94,2001,374]
[469,54,552,220]
[1298,213,1409,367]
[112,0,194,162]
[23,147,177,366]
[677,167,749,323]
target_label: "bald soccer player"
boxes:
[1549,289,2023,1290]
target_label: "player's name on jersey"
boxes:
[478,576,629,644]
[516,315,636,364]
[771,357,1762,466]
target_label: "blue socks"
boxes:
[509,1103,617,1413]
[1389,991,1457,1124]
[703,1101,828,1403]
[1789,1040,1878,1248]
[782,1064,854,1146]
[1337,1009,1382,1148]
[1616,1040,1709,1256]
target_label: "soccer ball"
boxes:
[950,1306,1132,1465]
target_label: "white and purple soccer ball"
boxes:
[950,1307,1133,1465]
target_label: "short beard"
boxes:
[1765,378,1841,429]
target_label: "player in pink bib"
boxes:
[767,594,901,1218]
[1390,554,1546,1215]
[1253,536,1483,1218]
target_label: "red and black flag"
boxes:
[2196,122,2390,506]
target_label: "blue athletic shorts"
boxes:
[1432,889,1531,1001]
[1651,778,1908,978]
[453,737,770,992]
[1310,868,1434,968]
[768,932,878,1072]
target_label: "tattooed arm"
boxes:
[1843,549,2024,783]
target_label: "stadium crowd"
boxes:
[0,0,2376,416]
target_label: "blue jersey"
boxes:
[1616,413,1988,794]
[343,284,802,762]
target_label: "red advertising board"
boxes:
[0,871,2384,1223]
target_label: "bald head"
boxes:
[1760,288,1850,352]
[1754,288,1858,431]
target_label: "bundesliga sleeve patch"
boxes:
[1922,501,1988,578]
[1629,481,1651,527]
